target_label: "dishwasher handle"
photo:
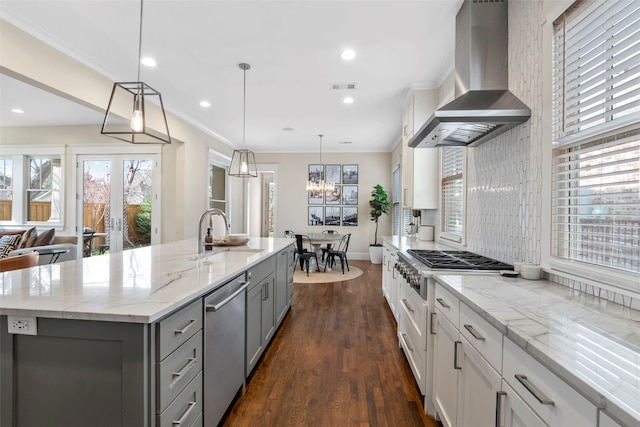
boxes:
[205,281,250,312]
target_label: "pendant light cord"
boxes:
[137,0,144,82]
[243,66,246,147]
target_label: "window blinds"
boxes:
[552,0,640,275]
[441,147,464,237]
[552,0,640,146]
[552,131,640,273]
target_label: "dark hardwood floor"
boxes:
[222,260,440,427]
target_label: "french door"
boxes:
[77,154,160,255]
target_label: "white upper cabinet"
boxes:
[401,89,439,209]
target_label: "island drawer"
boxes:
[157,330,203,412]
[247,256,276,289]
[157,299,203,361]
[158,372,202,427]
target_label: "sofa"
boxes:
[0,228,78,266]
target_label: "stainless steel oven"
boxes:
[395,249,513,416]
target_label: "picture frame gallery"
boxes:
[307,164,358,226]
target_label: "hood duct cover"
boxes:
[409,0,530,148]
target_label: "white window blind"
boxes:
[552,0,640,146]
[552,0,640,276]
[552,131,640,273]
[441,147,464,237]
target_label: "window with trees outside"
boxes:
[551,0,640,285]
[0,149,64,225]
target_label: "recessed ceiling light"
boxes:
[141,57,157,67]
[11,108,24,114]
[340,49,356,60]
[343,97,354,104]
[200,100,211,108]
[282,127,294,132]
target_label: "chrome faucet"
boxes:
[198,208,231,255]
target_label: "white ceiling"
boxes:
[0,0,463,153]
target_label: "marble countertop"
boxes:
[382,235,446,252]
[0,237,292,324]
[435,273,640,426]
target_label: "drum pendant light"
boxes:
[229,63,258,177]
[101,0,171,144]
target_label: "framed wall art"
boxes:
[308,189,323,205]
[342,164,358,184]
[342,207,358,226]
[325,207,341,226]
[325,164,341,184]
[342,185,358,205]
[308,164,324,182]
[325,185,341,204]
[308,206,324,226]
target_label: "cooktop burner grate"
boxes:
[407,250,513,270]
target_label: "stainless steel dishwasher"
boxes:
[204,273,250,426]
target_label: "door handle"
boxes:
[430,312,437,335]
[464,324,486,341]
[453,341,462,370]
[515,374,555,405]
[110,217,115,231]
[116,218,122,231]
[436,297,450,309]
[495,391,507,427]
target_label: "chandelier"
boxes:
[306,134,335,192]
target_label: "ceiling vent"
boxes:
[331,83,356,90]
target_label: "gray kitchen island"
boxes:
[0,237,295,427]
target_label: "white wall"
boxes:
[256,151,392,259]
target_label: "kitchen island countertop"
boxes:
[436,273,640,427]
[0,237,292,324]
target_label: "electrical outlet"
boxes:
[8,316,37,335]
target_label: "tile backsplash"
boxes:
[465,0,543,266]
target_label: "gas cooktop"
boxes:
[407,249,513,271]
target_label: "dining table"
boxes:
[306,232,343,270]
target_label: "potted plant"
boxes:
[369,184,391,264]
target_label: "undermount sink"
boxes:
[191,246,263,261]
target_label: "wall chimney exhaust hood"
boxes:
[409,0,530,148]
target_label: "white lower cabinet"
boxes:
[433,305,460,427]
[502,338,596,427]
[457,336,502,427]
[599,411,623,427]
[382,243,399,321]
[499,381,547,427]
[432,281,599,427]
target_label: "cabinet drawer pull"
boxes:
[436,298,450,309]
[172,357,197,379]
[495,391,507,427]
[430,312,437,335]
[172,401,196,425]
[402,298,414,313]
[174,319,197,335]
[464,324,486,341]
[401,334,413,352]
[515,374,555,406]
[454,341,462,370]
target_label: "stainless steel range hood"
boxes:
[409,0,530,148]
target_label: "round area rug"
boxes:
[293,266,363,284]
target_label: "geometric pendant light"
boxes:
[229,63,258,177]
[101,0,171,144]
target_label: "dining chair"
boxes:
[0,252,40,272]
[320,229,339,261]
[324,233,351,274]
[294,234,319,276]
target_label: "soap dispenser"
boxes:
[204,227,213,250]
